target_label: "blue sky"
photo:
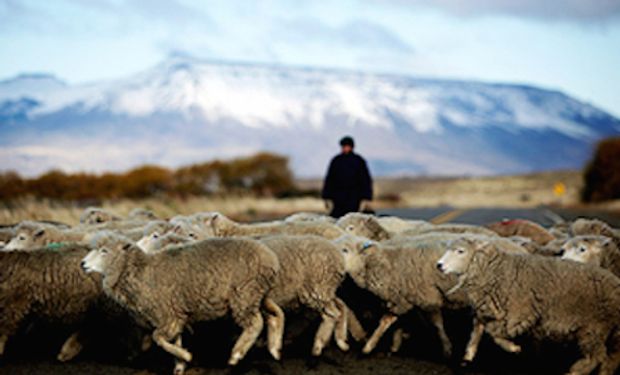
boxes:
[1,0,620,117]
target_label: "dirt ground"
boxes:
[0,297,590,375]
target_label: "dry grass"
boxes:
[3,170,615,226]
[0,196,325,226]
[299,170,584,208]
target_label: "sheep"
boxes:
[335,232,530,361]
[81,232,280,374]
[377,216,433,234]
[416,223,498,237]
[5,221,89,251]
[571,218,620,247]
[284,212,336,224]
[127,208,159,221]
[336,212,435,241]
[204,212,345,239]
[337,213,393,240]
[0,245,102,362]
[135,232,364,357]
[137,232,193,254]
[561,235,620,277]
[257,235,355,359]
[437,237,620,375]
[486,219,555,245]
[333,234,467,359]
[508,236,543,254]
[550,221,571,239]
[80,207,121,225]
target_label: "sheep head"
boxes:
[561,235,613,266]
[4,222,47,250]
[82,232,133,275]
[437,237,495,276]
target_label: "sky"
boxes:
[1,0,619,117]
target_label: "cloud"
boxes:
[276,17,414,54]
[0,0,215,35]
[388,0,620,23]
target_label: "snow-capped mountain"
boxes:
[1,56,619,177]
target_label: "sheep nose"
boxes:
[80,261,86,269]
[436,262,443,271]
[558,249,564,257]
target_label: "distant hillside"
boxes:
[1,56,619,177]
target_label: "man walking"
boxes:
[322,136,373,218]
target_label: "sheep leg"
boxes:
[57,331,83,362]
[264,298,285,360]
[229,312,264,366]
[0,334,8,356]
[567,334,608,375]
[343,302,366,342]
[141,333,153,352]
[173,336,187,375]
[491,336,521,354]
[390,328,404,353]
[333,298,349,352]
[363,314,398,354]
[601,349,620,375]
[429,310,452,358]
[153,327,192,363]
[312,303,340,356]
[462,319,485,364]
[601,331,620,375]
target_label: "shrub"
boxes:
[581,137,620,203]
[0,152,294,201]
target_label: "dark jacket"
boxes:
[322,152,373,203]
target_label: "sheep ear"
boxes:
[207,213,219,226]
[34,229,45,238]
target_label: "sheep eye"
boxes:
[457,249,465,254]
[19,235,26,241]
[579,247,586,253]
[153,233,159,239]
[189,233,197,238]
[342,248,349,254]
[346,225,354,231]
[100,248,108,254]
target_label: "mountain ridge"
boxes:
[1,57,618,177]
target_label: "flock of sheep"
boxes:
[1,207,620,375]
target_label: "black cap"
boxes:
[340,136,354,147]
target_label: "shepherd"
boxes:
[322,136,373,218]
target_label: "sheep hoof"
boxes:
[173,361,186,375]
[228,351,243,366]
[460,359,473,368]
[57,345,82,362]
[311,345,322,357]
[336,340,349,352]
[361,344,373,354]
[180,351,192,363]
[269,347,281,361]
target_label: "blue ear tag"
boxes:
[361,241,373,251]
